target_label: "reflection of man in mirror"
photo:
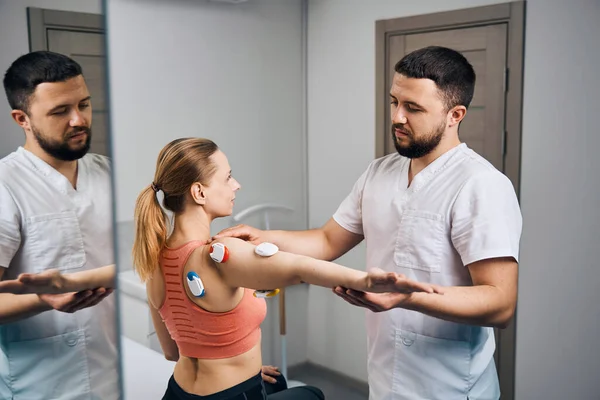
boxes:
[0,51,119,399]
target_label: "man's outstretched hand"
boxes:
[39,288,113,313]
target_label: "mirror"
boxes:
[0,2,121,399]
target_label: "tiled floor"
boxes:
[288,363,368,400]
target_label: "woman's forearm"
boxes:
[64,264,116,291]
[294,255,367,289]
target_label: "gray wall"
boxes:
[0,0,102,158]
[515,0,600,398]
[307,0,600,398]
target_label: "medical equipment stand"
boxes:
[231,203,305,388]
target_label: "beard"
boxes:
[392,119,446,159]
[32,124,92,161]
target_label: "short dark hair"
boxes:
[394,46,476,111]
[3,51,83,113]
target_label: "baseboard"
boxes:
[287,361,369,396]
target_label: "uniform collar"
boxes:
[409,143,467,193]
[17,147,85,194]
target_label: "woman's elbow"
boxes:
[162,344,179,361]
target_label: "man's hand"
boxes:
[39,287,113,313]
[364,268,444,294]
[212,224,264,244]
[333,286,412,313]
[261,365,281,384]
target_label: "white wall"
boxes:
[0,0,102,158]
[106,0,308,367]
[307,1,600,398]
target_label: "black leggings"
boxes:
[162,372,324,400]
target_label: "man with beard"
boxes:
[214,46,523,399]
[0,51,119,399]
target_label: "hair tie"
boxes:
[151,182,160,193]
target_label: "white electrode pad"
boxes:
[186,271,205,297]
[254,242,279,257]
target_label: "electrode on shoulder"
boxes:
[209,242,229,263]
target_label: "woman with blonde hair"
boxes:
[133,136,445,400]
[0,137,441,399]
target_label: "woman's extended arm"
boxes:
[0,265,116,295]
[203,237,440,294]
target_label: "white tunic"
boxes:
[0,147,119,400]
[333,143,522,400]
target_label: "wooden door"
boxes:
[28,8,109,157]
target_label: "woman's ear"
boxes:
[190,183,207,205]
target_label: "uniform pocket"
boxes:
[394,210,444,272]
[392,329,469,399]
[6,329,92,400]
[27,211,86,272]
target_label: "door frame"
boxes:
[28,7,104,52]
[375,2,525,399]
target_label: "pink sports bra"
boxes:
[157,240,267,359]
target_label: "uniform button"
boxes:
[401,331,416,346]
[64,332,79,347]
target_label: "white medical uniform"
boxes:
[333,143,522,400]
[0,147,119,400]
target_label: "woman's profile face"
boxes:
[203,150,241,218]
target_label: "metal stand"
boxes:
[231,204,305,387]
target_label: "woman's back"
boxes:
[146,238,266,396]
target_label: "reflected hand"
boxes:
[0,269,69,294]
[261,365,281,384]
[39,287,113,313]
[212,224,264,245]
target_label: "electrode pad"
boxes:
[254,242,279,257]
[186,271,205,297]
[209,243,229,263]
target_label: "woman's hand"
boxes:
[0,269,74,294]
[363,268,444,294]
[261,365,281,384]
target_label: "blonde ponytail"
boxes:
[132,185,168,282]
[131,138,219,282]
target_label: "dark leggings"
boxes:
[162,372,324,400]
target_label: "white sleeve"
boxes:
[332,163,373,236]
[0,182,22,268]
[451,171,523,266]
